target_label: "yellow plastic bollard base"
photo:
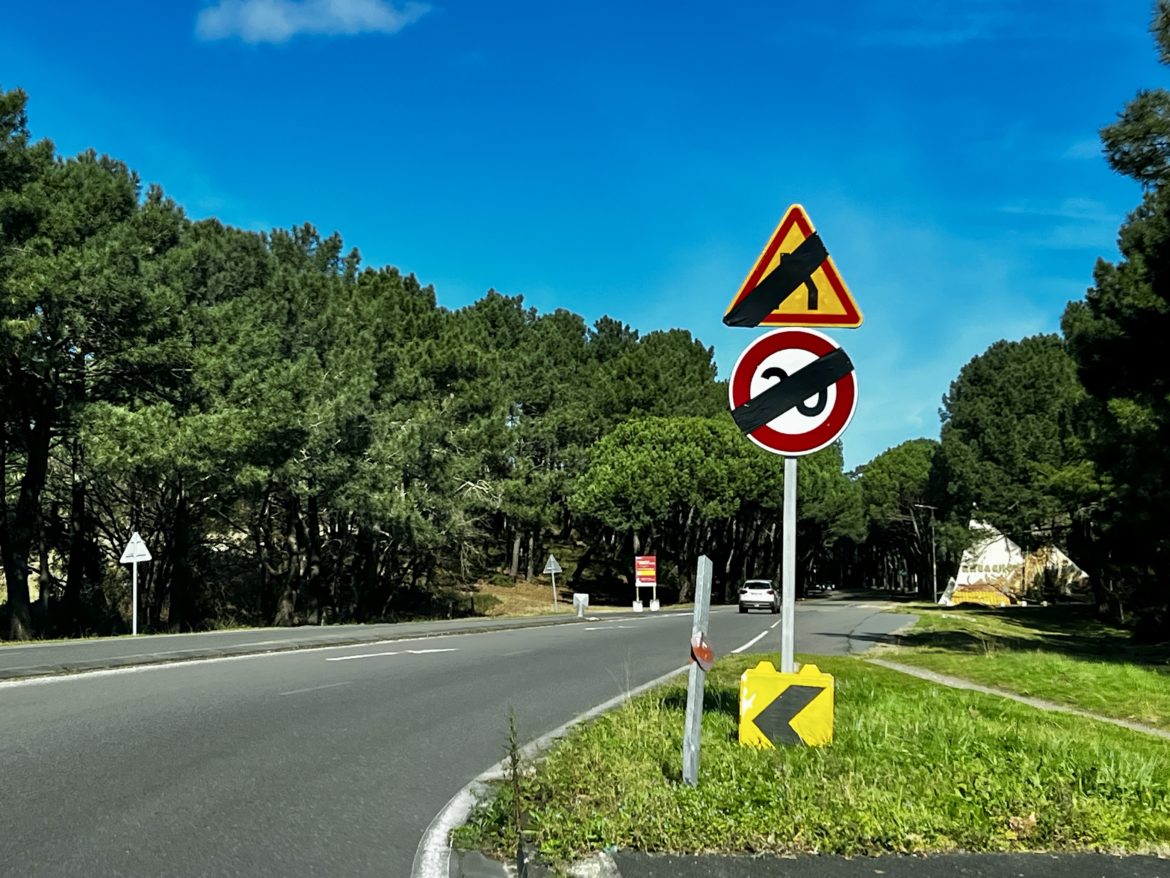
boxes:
[739,661,834,748]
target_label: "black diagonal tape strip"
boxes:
[724,232,829,327]
[731,347,854,435]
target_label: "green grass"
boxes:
[454,653,1170,865]
[886,606,1170,730]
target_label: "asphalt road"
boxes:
[0,613,594,681]
[0,599,902,877]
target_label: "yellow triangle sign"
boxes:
[724,204,862,328]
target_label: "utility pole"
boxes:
[914,504,938,603]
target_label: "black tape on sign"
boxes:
[724,232,829,327]
[731,347,854,436]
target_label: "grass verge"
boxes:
[884,606,1170,730]
[454,653,1170,866]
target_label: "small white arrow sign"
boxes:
[543,554,563,575]
[120,532,152,564]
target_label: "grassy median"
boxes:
[455,653,1170,866]
[884,605,1170,730]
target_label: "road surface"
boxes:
[1,598,902,877]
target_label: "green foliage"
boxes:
[889,607,1170,730]
[0,85,868,639]
[456,654,1170,864]
[1100,1,1170,185]
[936,335,1086,547]
[571,418,861,599]
[1059,5,1170,629]
[852,439,940,594]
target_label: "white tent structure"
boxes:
[938,521,1088,607]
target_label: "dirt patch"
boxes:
[471,576,635,617]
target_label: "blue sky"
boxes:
[0,0,1158,468]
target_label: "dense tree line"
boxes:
[3,1,1168,644]
[0,86,867,640]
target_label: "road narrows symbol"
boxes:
[753,684,823,746]
[724,232,829,327]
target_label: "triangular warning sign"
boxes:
[120,531,152,564]
[724,204,862,329]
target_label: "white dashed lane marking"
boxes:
[326,648,458,663]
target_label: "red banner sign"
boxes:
[635,555,657,585]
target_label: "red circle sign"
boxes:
[728,328,857,456]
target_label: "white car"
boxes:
[738,580,779,614]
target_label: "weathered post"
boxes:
[682,554,714,786]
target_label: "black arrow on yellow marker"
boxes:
[753,684,823,746]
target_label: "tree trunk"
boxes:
[510,532,521,579]
[525,532,534,582]
[306,494,326,623]
[272,496,300,627]
[170,488,194,632]
[568,541,596,588]
[2,416,51,640]
[38,526,52,623]
[63,439,88,635]
[355,526,380,622]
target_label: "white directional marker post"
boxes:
[119,532,152,635]
[543,554,563,611]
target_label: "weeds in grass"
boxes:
[456,654,1170,866]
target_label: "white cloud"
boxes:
[196,0,429,44]
[1063,138,1103,160]
[999,197,1115,223]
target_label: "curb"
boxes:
[411,665,690,878]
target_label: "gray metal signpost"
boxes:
[781,458,797,673]
[682,554,713,787]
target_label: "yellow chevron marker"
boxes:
[739,661,834,748]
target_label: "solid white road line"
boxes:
[411,618,777,878]
[0,638,460,689]
[732,630,770,654]
[325,648,458,663]
[280,681,352,696]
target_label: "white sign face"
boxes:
[747,346,840,437]
[120,532,152,564]
[543,554,563,575]
[728,328,858,457]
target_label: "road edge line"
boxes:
[411,619,775,878]
[0,616,651,687]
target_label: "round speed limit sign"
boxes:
[728,328,857,456]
